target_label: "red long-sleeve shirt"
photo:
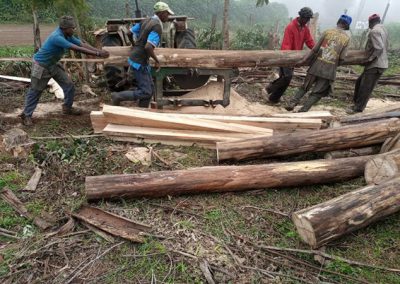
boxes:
[281,18,315,51]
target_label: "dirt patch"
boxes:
[0,24,56,46]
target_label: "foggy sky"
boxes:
[272,0,398,28]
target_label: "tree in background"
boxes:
[222,0,229,49]
[12,0,54,52]
[256,0,269,7]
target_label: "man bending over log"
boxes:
[20,16,109,126]
[111,2,174,107]
[347,14,389,114]
[265,7,315,105]
[285,15,352,112]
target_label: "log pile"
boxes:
[90,105,329,148]
[86,106,400,248]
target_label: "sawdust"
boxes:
[164,81,286,116]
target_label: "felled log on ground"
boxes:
[86,156,370,200]
[103,47,368,68]
[292,175,400,248]
[324,146,380,159]
[365,149,400,185]
[216,118,400,162]
[341,103,400,125]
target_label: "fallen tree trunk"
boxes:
[341,111,400,125]
[86,156,370,200]
[216,119,400,162]
[292,175,400,248]
[103,47,368,68]
[324,146,380,159]
[365,149,400,185]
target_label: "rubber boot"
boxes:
[111,91,134,106]
[138,97,152,108]
[298,95,321,112]
[285,88,307,111]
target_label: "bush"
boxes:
[196,28,223,50]
[230,24,269,50]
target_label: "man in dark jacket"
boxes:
[111,2,174,107]
[285,15,352,112]
[348,14,389,113]
[20,16,109,126]
[265,7,315,104]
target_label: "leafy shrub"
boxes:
[196,27,223,50]
[231,24,269,50]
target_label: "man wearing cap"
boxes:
[20,16,109,126]
[285,15,352,112]
[265,7,315,105]
[111,2,174,107]
[348,14,389,113]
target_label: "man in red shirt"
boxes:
[266,7,315,104]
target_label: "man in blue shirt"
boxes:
[111,2,174,107]
[20,16,109,126]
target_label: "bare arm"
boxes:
[144,42,160,71]
[296,33,325,66]
[69,44,109,58]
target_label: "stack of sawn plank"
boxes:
[90,105,332,148]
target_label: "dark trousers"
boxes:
[289,74,332,112]
[353,67,385,112]
[23,62,75,117]
[266,67,293,102]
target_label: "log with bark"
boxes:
[365,149,400,185]
[85,156,370,200]
[292,175,400,248]
[216,119,400,162]
[324,146,380,159]
[103,47,368,68]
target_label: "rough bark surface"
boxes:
[216,119,400,162]
[86,156,370,200]
[103,47,368,68]
[292,176,400,248]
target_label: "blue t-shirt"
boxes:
[128,16,161,70]
[34,28,81,66]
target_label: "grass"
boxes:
[1,45,400,283]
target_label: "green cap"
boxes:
[154,2,174,15]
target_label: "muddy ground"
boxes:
[0,67,400,284]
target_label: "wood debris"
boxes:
[72,206,151,243]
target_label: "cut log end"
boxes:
[365,156,399,185]
[291,214,317,248]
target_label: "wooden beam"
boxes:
[102,105,273,135]
[292,175,400,248]
[90,111,107,133]
[103,124,268,146]
[85,156,370,200]
[147,112,324,130]
[216,118,400,162]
